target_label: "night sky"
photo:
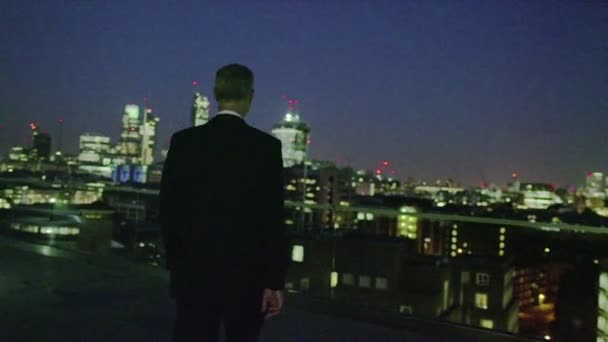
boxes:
[1,1,606,187]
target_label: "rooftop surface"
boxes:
[0,236,450,342]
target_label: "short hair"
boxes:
[214,64,254,102]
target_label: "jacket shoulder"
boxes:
[170,126,204,146]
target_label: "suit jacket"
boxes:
[160,114,289,298]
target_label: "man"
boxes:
[160,64,289,341]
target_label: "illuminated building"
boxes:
[350,196,430,238]
[8,202,115,253]
[272,112,310,167]
[140,109,159,165]
[118,104,142,164]
[414,185,465,198]
[318,164,356,229]
[8,146,30,162]
[398,206,418,239]
[78,133,111,164]
[114,104,159,170]
[586,172,606,209]
[192,92,211,127]
[78,133,113,178]
[287,235,455,319]
[508,183,563,210]
[0,182,101,206]
[353,170,401,196]
[111,164,149,184]
[587,172,604,196]
[514,264,567,338]
[449,257,519,333]
[283,161,355,231]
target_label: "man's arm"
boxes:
[262,139,290,290]
[160,133,182,271]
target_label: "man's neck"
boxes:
[218,102,248,117]
[217,109,242,115]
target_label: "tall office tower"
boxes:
[192,92,211,127]
[140,108,160,165]
[272,112,310,167]
[33,132,51,161]
[118,104,142,164]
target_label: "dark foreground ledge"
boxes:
[0,236,532,341]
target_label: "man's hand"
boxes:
[261,289,284,319]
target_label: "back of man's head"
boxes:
[214,64,254,115]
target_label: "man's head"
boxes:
[214,64,255,117]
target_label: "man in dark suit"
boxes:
[160,63,289,341]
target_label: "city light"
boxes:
[0,55,604,342]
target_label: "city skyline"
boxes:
[1,1,606,186]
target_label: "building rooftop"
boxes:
[0,236,530,341]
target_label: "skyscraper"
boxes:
[33,132,51,161]
[192,92,211,127]
[118,104,141,164]
[140,108,159,165]
[272,112,310,167]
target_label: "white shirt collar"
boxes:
[216,110,242,118]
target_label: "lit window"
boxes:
[330,272,338,288]
[359,275,371,288]
[480,319,494,329]
[292,245,304,262]
[342,273,355,286]
[375,277,388,290]
[475,293,489,309]
[476,273,490,286]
